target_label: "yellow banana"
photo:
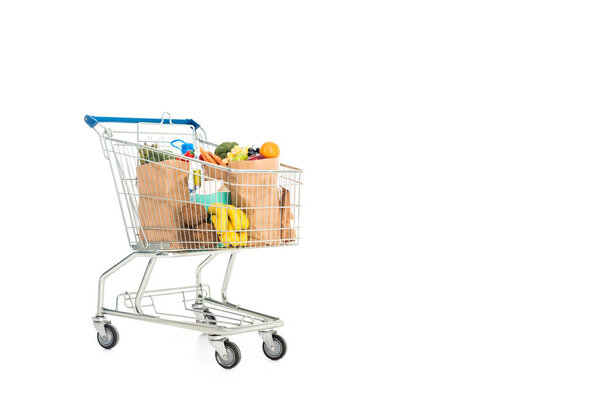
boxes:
[222,220,240,247]
[225,205,249,230]
[209,203,249,247]
[222,232,239,247]
[211,215,238,247]
[210,214,220,231]
[238,230,247,247]
[208,204,228,231]
[210,213,227,233]
[208,203,226,215]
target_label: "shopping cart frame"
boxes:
[87,113,299,368]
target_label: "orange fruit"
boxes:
[259,142,280,158]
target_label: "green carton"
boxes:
[191,192,231,210]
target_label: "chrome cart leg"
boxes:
[221,252,237,305]
[134,257,157,314]
[195,254,217,301]
[96,252,139,316]
[93,253,139,350]
[194,254,218,324]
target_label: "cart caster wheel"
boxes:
[262,334,287,361]
[215,340,241,369]
[195,307,217,325]
[204,311,217,325]
[97,324,119,350]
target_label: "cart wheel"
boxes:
[196,307,217,325]
[214,340,241,369]
[204,311,217,325]
[262,334,287,361]
[97,324,119,350]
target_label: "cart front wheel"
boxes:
[97,324,119,350]
[215,340,241,369]
[262,334,287,360]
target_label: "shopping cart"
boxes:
[85,113,301,368]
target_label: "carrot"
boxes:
[198,146,217,164]
[210,152,225,166]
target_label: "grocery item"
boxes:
[191,191,231,211]
[223,157,282,246]
[280,187,296,243]
[170,139,195,155]
[198,146,217,164]
[214,142,239,159]
[207,202,249,247]
[210,215,238,247]
[192,169,202,187]
[137,159,189,248]
[248,154,265,161]
[226,220,242,246]
[238,230,248,247]
[210,152,225,165]
[178,222,219,249]
[209,203,229,231]
[231,152,248,161]
[138,143,175,165]
[224,145,250,164]
[259,142,280,158]
[170,139,197,162]
[179,202,209,228]
[226,205,249,230]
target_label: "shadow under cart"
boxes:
[92,250,287,369]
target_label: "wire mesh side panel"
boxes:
[103,137,301,250]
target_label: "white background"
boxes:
[1,1,599,399]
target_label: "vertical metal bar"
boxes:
[222,252,237,303]
[134,257,157,314]
[97,252,138,315]
[195,254,217,300]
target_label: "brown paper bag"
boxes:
[178,222,219,249]
[280,187,296,243]
[179,202,209,228]
[205,157,282,246]
[137,159,190,248]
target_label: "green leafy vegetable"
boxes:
[215,142,239,159]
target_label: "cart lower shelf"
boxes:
[92,251,287,369]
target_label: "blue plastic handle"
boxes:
[170,139,195,155]
[171,139,185,150]
[84,115,201,130]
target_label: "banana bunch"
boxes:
[208,203,249,247]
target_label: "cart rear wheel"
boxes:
[262,334,286,360]
[205,311,217,325]
[195,307,217,325]
[97,324,119,350]
[215,340,241,369]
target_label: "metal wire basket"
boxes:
[87,113,301,251]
